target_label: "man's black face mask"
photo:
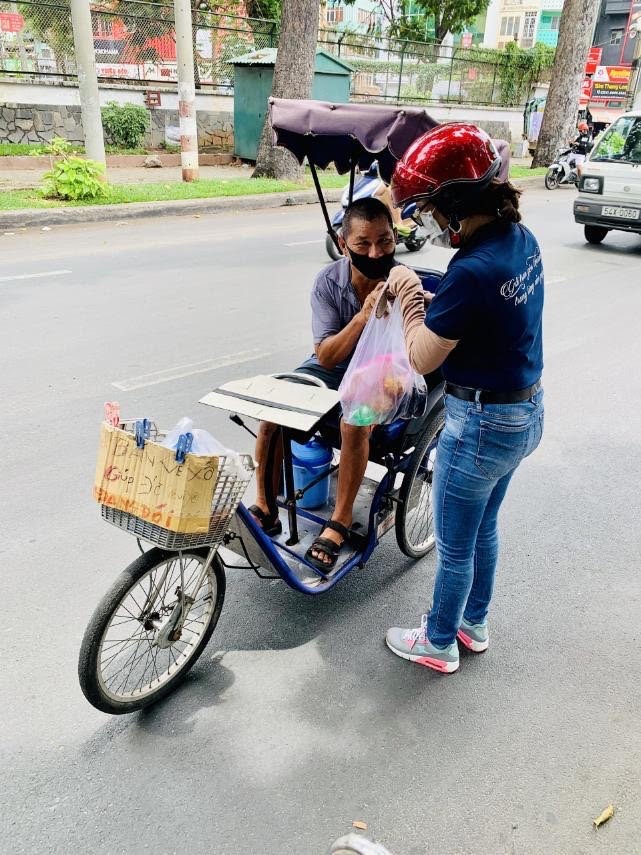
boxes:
[346,246,396,281]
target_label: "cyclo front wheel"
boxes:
[78,547,225,714]
[395,409,445,559]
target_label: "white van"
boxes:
[573,110,641,244]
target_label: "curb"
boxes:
[0,188,344,230]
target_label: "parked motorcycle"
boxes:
[325,162,428,260]
[545,144,584,189]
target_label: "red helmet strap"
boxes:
[448,214,462,247]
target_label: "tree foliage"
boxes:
[17,0,74,72]
[244,0,281,20]
[369,0,490,44]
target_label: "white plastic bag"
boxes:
[338,300,427,427]
[161,417,228,456]
[161,417,248,479]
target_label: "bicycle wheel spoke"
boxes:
[108,640,150,693]
[101,635,146,663]
[97,554,217,702]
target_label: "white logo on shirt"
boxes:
[499,251,543,306]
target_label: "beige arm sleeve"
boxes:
[386,266,458,374]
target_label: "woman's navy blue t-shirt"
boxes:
[426,220,544,391]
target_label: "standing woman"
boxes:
[384,124,545,674]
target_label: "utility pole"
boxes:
[174,0,199,181]
[69,0,106,167]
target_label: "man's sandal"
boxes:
[305,520,350,572]
[248,505,282,537]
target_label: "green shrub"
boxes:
[42,156,107,201]
[42,136,78,157]
[101,101,149,150]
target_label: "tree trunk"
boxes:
[252,0,319,179]
[532,0,600,167]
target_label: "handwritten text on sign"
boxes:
[93,424,219,533]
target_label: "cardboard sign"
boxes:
[93,424,219,533]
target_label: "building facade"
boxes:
[480,0,564,50]
[593,0,637,67]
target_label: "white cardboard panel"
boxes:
[200,374,340,431]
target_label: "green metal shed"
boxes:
[228,48,353,160]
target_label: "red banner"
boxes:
[579,77,593,106]
[585,47,602,76]
[0,12,24,33]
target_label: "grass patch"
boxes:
[0,172,346,210]
[0,142,152,157]
[0,142,44,156]
[510,165,547,178]
[0,168,542,212]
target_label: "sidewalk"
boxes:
[0,162,252,191]
[0,158,540,231]
[0,157,536,191]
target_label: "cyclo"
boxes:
[79,99,508,715]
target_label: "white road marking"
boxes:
[283,239,324,246]
[112,347,272,391]
[0,269,71,282]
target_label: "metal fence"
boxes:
[0,0,546,107]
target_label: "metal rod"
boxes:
[397,42,407,105]
[281,428,299,545]
[295,463,339,500]
[348,157,356,206]
[308,159,341,252]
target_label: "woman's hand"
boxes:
[386,265,423,300]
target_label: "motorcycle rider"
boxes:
[568,120,591,169]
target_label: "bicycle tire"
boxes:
[395,409,445,559]
[78,547,225,714]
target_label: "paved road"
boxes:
[1,188,641,855]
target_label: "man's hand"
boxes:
[358,282,386,325]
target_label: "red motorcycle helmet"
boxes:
[577,120,589,132]
[391,123,502,214]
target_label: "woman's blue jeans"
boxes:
[427,389,544,648]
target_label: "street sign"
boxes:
[144,91,162,108]
[0,11,24,32]
[461,32,473,48]
[580,77,593,106]
[591,65,632,100]
[585,47,602,76]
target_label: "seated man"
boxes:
[249,197,397,571]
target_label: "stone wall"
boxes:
[0,104,85,145]
[147,109,233,150]
[0,102,234,151]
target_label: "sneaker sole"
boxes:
[456,629,489,653]
[385,638,459,673]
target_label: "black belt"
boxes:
[445,380,541,404]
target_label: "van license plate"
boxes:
[601,206,640,220]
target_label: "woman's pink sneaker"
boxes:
[457,618,489,653]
